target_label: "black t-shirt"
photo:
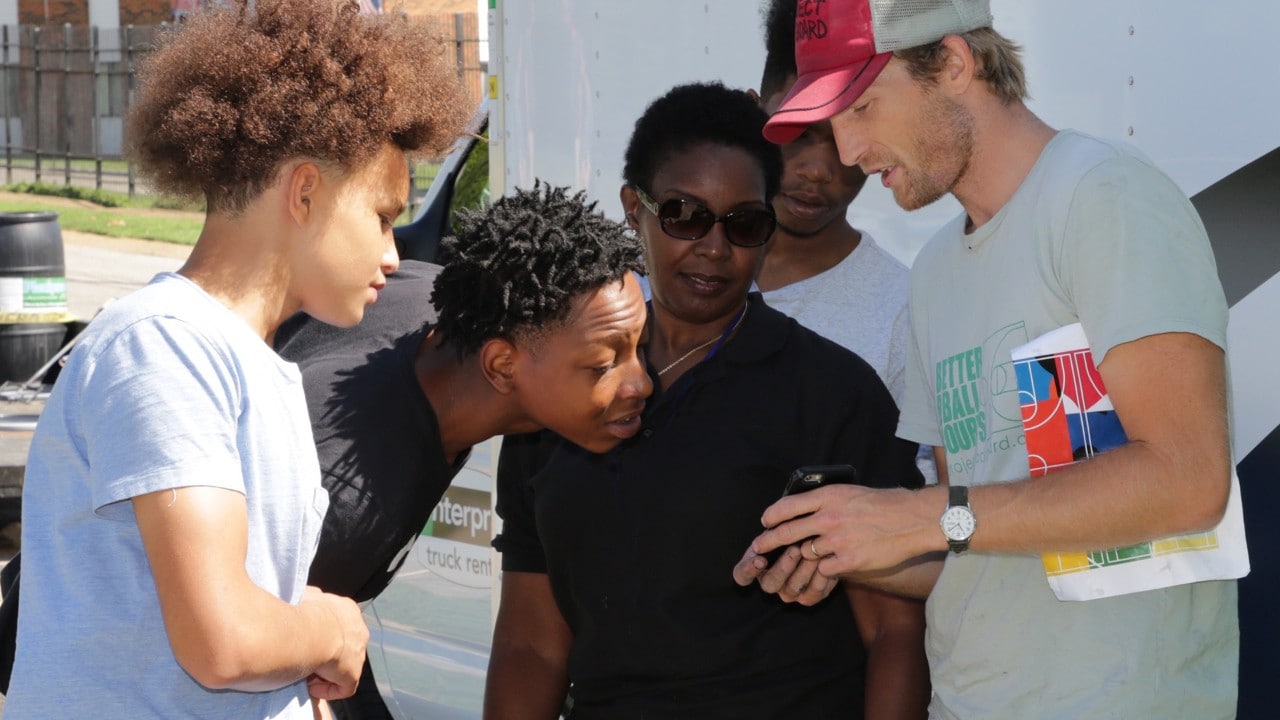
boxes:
[495,294,923,720]
[275,260,466,602]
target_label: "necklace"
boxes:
[655,303,749,377]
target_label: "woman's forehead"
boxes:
[650,144,768,201]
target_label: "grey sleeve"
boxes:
[1059,155,1228,364]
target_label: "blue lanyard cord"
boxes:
[702,302,748,364]
[647,301,749,431]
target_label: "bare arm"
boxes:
[963,332,1230,551]
[745,333,1231,582]
[134,486,368,695]
[484,571,573,720]
[847,583,930,720]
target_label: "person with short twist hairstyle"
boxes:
[431,183,646,357]
[274,182,651,611]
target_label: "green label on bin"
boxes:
[23,277,68,308]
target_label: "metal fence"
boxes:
[1,13,485,213]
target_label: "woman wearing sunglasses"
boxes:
[486,82,929,720]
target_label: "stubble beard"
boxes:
[896,94,976,211]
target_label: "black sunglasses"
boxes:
[632,185,776,248]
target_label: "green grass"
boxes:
[5,181,128,207]
[1,153,456,242]
[3,181,205,212]
[3,155,132,175]
[0,198,202,245]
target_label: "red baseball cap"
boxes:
[763,0,992,144]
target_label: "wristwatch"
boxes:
[939,485,976,553]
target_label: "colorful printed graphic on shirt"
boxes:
[1015,347,1126,473]
[935,321,1029,482]
[1013,332,1221,576]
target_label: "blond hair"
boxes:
[895,27,1028,104]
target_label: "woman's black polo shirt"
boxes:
[495,294,922,719]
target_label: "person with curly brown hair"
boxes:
[3,0,466,717]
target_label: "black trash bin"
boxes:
[0,212,72,384]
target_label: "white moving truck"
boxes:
[359,3,1280,718]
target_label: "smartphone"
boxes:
[780,464,858,497]
[764,465,858,564]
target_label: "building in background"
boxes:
[1,0,485,190]
[9,0,479,27]
[15,0,166,27]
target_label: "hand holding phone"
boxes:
[764,465,857,564]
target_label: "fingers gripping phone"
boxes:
[764,465,857,565]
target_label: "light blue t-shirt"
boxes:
[6,273,327,719]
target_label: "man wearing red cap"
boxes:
[737,1,1238,717]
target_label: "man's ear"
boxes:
[286,160,323,226]
[479,337,519,395]
[746,88,762,106]
[938,34,977,95]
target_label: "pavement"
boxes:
[58,230,194,320]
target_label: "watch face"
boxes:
[940,506,976,541]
